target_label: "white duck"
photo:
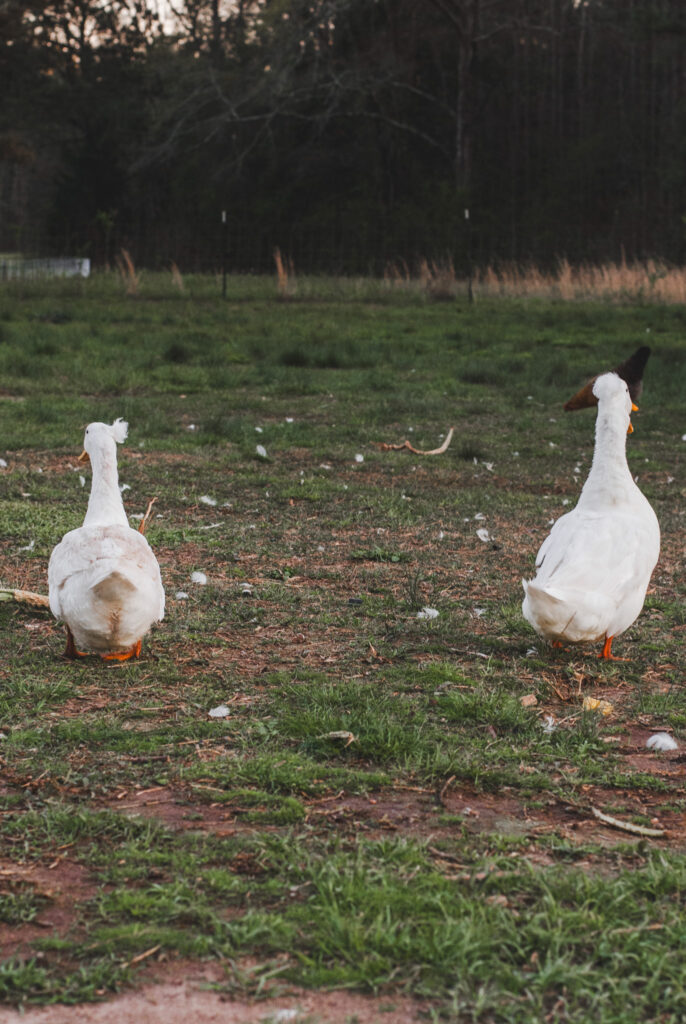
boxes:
[522,372,659,659]
[49,419,165,660]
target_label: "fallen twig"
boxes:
[0,588,50,609]
[380,426,454,455]
[317,730,356,747]
[122,944,161,969]
[428,845,465,866]
[612,922,664,935]
[591,805,665,838]
[138,496,157,535]
[438,774,456,807]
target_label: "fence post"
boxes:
[221,210,228,298]
[465,207,473,303]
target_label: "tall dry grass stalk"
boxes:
[382,256,686,303]
[115,248,140,296]
[170,261,185,292]
[418,258,457,301]
[384,258,458,300]
[274,247,296,298]
[383,259,411,285]
[475,257,686,303]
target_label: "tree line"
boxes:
[2,0,686,274]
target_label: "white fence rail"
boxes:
[0,257,90,280]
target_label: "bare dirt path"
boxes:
[0,967,428,1024]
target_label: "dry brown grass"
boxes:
[384,257,459,301]
[115,248,140,296]
[476,257,686,303]
[418,258,458,301]
[384,256,686,303]
[273,246,296,298]
[170,261,184,292]
[383,258,411,286]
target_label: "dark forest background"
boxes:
[2,0,686,274]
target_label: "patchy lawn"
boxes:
[0,275,684,1022]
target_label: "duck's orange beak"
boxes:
[627,401,639,434]
[78,450,90,463]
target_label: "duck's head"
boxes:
[563,345,650,413]
[592,372,637,433]
[78,419,129,464]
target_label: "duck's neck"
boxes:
[83,446,129,528]
[581,404,633,502]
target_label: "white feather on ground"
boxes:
[646,732,678,751]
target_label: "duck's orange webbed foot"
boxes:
[64,627,87,659]
[102,639,142,662]
[138,498,157,536]
[599,635,627,661]
[552,640,570,652]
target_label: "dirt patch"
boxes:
[0,450,187,478]
[0,857,95,955]
[105,785,248,834]
[0,966,428,1024]
[307,787,441,837]
[104,784,445,841]
[617,725,683,777]
[438,782,686,849]
[441,784,544,835]
[0,453,75,476]
[103,781,539,845]
[102,777,686,852]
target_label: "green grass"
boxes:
[2,805,686,1019]
[0,273,684,1019]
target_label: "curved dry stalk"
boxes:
[380,425,454,455]
[591,805,665,838]
[138,496,158,536]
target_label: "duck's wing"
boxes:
[48,529,87,618]
[533,507,657,603]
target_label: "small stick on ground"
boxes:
[122,944,161,970]
[557,796,665,838]
[591,805,665,838]
[380,426,454,455]
[0,588,50,609]
[428,846,465,866]
[438,774,456,807]
[138,497,157,535]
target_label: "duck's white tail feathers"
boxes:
[522,578,611,644]
[91,570,137,603]
[61,568,162,653]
